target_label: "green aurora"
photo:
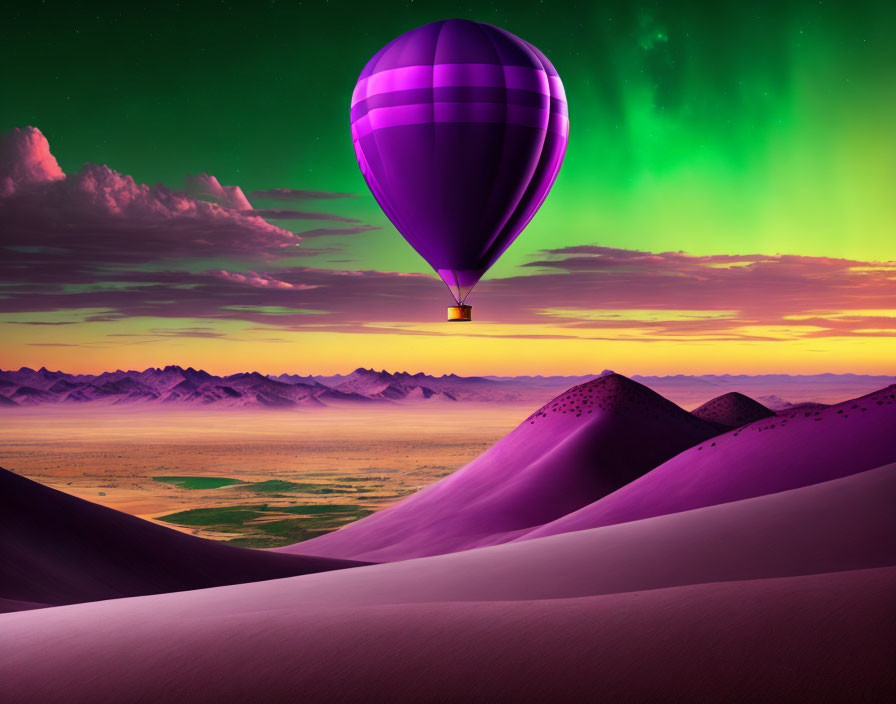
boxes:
[2,0,893,279]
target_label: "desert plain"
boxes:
[0,405,525,546]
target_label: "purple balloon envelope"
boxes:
[351,19,569,314]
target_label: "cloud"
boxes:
[2,129,892,345]
[0,127,376,296]
[107,326,231,339]
[2,244,894,341]
[5,320,78,326]
[286,247,343,258]
[245,208,361,222]
[0,126,64,197]
[212,270,319,290]
[27,342,88,347]
[184,172,252,210]
[0,168,300,267]
[0,128,305,290]
[486,246,896,339]
[248,188,356,201]
[295,226,380,238]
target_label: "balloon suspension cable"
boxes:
[442,270,472,320]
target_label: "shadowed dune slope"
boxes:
[691,391,775,427]
[521,385,896,542]
[1,462,893,702]
[0,597,45,613]
[2,571,892,703]
[267,463,896,605]
[14,462,888,614]
[0,467,364,611]
[284,374,721,561]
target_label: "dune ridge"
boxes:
[521,384,896,542]
[690,391,775,427]
[285,373,722,561]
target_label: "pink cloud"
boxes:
[2,129,893,342]
[212,270,318,290]
[0,127,306,287]
[510,246,896,324]
[246,209,361,223]
[1,249,893,341]
[249,188,356,201]
[295,226,380,238]
[184,172,253,210]
[0,126,64,197]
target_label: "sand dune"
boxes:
[522,384,896,542]
[0,597,45,613]
[7,461,887,615]
[1,568,891,702]
[690,391,775,427]
[269,463,896,605]
[1,460,893,701]
[0,467,363,611]
[2,377,893,701]
[286,374,721,561]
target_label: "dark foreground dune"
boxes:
[0,467,363,610]
[1,571,892,703]
[0,462,893,702]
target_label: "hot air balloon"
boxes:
[350,19,569,321]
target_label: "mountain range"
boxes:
[1,365,893,409]
[0,365,520,407]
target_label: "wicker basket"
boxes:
[447,305,472,322]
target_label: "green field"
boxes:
[153,476,244,490]
[243,479,372,495]
[158,502,373,548]
[158,505,267,525]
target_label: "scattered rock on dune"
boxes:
[521,384,896,543]
[691,392,775,428]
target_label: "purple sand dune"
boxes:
[2,464,892,701]
[32,462,891,612]
[284,374,722,561]
[1,571,891,701]
[775,400,830,413]
[0,597,45,613]
[521,385,896,542]
[0,467,364,611]
[268,464,896,605]
[691,391,775,427]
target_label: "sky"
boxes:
[1,0,894,375]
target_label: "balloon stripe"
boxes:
[548,76,566,102]
[350,86,562,123]
[351,63,552,107]
[351,103,568,140]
